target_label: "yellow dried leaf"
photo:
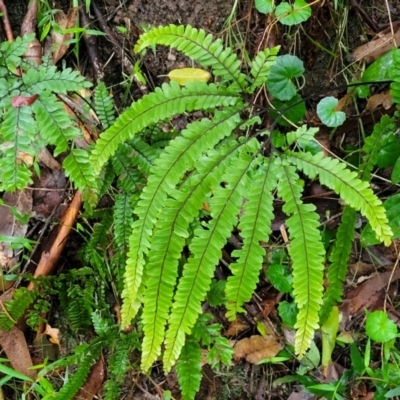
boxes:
[168,68,211,86]
[44,324,61,348]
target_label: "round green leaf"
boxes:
[275,0,312,26]
[278,301,298,328]
[365,311,397,343]
[267,264,292,293]
[255,0,274,14]
[267,55,304,101]
[316,96,346,127]
[270,94,306,127]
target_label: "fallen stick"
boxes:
[27,191,82,290]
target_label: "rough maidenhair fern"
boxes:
[90,24,392,374]
[320,115,396,324]
[0,34,96,203]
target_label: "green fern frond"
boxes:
[63,149,98,205]
[0,105,37,191]
[277,163,325,357]
[163,139,260,371]
[124,138,157,175]
[94,81,115,129]
[112,144,148,192]
[248,47,280,93]
[121,106,244,328]
[287,151,392,245]
[91,81,241,173]
[319,207,356,324]
[134,24,247,91]
[0,288,37,331]
[0,34,35,67]
[146,126,176,149]
[104,334,137,400]
[140,138,242,372]
[32,94,83,155]
[225,159,277,320]
[113,193,135,272]
[22,65,91,94]
[360,115,396,180]
[54,340,102,400]
[390,49,400,105]
[176,340,202,400]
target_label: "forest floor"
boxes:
[1,0,400,399]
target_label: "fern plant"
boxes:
[90,24,392,378]
[0,34,97,204]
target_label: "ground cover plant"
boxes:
[1,0,400,399]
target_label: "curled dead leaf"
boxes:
[233,335,283,364]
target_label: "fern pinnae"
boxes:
[287,151,392,245]
[134,24,247,91]
[0,105,36,190]
[32,94,82,155]
[225,159,278,320]
[248,47,280,93]
[176,340,202,400]
[360,115,396,181]
[90,81,241,173]
[277,163,325,357]
[121,106,244,327]
[94,81,115,129]
[319,207,356,324]
[163,139,261,371]
[140,138,243,371]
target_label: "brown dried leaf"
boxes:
[224,319,249,337]
[73,358,104,400]
[349,25,400,63]
[52,8,78,64]
[233,335,283,364]
[365,91,393,112]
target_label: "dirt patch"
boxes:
[111,0,233,33]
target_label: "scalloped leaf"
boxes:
[287,151,392,245]
[270,94,306,127]
[276,163,325,357]
[134,24,247,91]
[266,55,304,101]
[316,97,346,128]
[275,0,312,25]
[255,0,275,14]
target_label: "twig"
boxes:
[27,191,82,290]
[0,0,14,41]
[78,0,104,79]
